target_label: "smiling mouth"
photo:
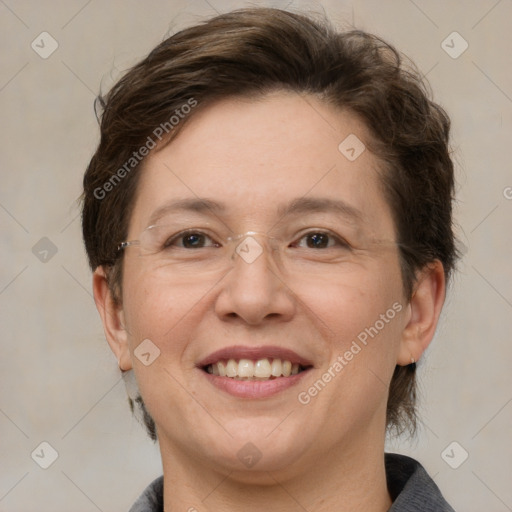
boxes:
[203,358,311,380]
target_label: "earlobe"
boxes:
[92,266,132,371]
[397,260,446,366]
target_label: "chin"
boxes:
[196,417,314,477]
[207,444,309,483]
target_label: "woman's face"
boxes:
[117,92,410,478]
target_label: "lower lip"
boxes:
[201,369,311,399]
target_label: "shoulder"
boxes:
[128,476,164,512]
[386,453,455,511]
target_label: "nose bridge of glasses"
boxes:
[227,231,279,265]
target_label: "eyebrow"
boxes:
[276,197,364,223]
[147,196,364,226]
[147,198,226,226]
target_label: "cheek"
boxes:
[120,270,212,410]
[122,263,212,340]
[310,282,405,431]
[296,256,404,345]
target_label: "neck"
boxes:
[159,434,392,512]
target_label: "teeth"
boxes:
[271,358,282,377]
[238,359,254,378]
[207,358,303,380]
[254,358,271,378]
[226,359,237,377]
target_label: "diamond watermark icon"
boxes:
[237,442,262,468]
[441,32,468,59]
[235,236,263,264]
[134,338,161,366]
[31,441,59,469]
[31,32,59,59]
[32,237,58,263]
[441,441,469,469]
[338,134,366,161]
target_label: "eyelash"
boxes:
[164,229,351,250]
[164,230,219,249]
[292,231,351,250]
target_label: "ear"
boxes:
[397,260,446,366]
[92,266,132,371]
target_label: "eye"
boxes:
[164,230,219,249]
[293,231,350,250]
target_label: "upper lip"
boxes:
[197,345,314,368]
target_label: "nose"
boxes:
[214,236,296,325]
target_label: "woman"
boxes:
[81,7,458,511]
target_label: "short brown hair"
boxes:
[81,7,458,439]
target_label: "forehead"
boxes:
[129,91,395,236]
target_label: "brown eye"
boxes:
[164,231,218,249]
[305,233,330,248]
[181,233,207,248]
[294,231,350,250]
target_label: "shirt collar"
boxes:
[129,454,455,511]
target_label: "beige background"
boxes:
[1,0,511,510]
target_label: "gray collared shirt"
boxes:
[129,453,455,511]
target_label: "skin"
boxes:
[93,91,446,511]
